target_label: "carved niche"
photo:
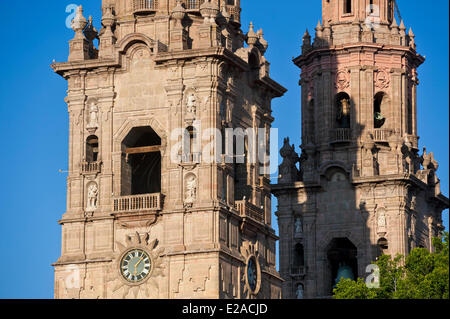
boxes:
[184,173,197,208]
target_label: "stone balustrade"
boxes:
[81,161,101,174]
[183,0,205,10]
[371,129,393,142]
[329,128,351,143]
[133,0,159,13]
[114,193,161,212]
[291,266,306,276]
[226,5,241,24]
[235,200,265,224]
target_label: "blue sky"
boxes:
[0,1,447,299]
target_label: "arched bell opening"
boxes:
[293,243,305,270]
[86,135,99,162]
[377,237,389,256]
[336,92,351,129]
[121,126,162,196]
[327,237,358,292]
[374,92,388,129]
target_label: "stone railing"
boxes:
[291,266,306,276]
[114,193,161,212]
[235,200,265,224]
[81,161,101,174]
[183,0,204,10]
[226,5,241,24]
[180,152,202,163]
[133,0,159,13]
[371,129,393,143]
[329,128,351,143]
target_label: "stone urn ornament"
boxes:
[71,6,88,38]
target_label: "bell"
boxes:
[334,263,355,287]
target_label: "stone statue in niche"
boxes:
[295,218,303,235]
[337,97,351,128]
[87,183,98,211]
[186,93,197,114]
[87,101,99,129]
[278,137,299,183]
[377,210,387,228]
[184,174,197,207]
[296,284,304,299]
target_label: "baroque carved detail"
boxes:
[106,232,165,299]
[335,69,350,91]
[375,69,390,89]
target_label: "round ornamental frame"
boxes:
[244,255,262,296]
[117,246,155,287]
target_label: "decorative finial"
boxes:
[303,29,310,39]
[172,0,186,25]
[246,22,258,46]
[408,27,416,49]
[71,5,88,38]
[257,29,268,54]
[316,20,323,31]
[84,16,98,42]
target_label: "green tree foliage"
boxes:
[333,232,449,299]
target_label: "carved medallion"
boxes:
[375,69,390,89]
[335,70,350,91]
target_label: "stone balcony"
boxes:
[291,266,306,277]
[329,128,351,144]
[113,193,161,213]
[81,161,101,174]
[225,5,241,24]
[184,0,205,10]
[235,199,265,224]
[370,129,393,143]
[133,0,159,14]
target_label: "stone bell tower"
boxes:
[52,0,285,299]
[272,0,449,299]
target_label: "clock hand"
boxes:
[134,256,145,275]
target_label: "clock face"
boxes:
[120,249,152,283]
[247,257,258,292]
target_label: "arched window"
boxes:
[336,92,351,128]
[294,243,305,267]
[248,53,260,83]
[374,92,387,128]
[307,99,315,143]
[407,99,413,135]
[344,0,352,14]
[121,126,161,196]
[327,238,358,292]
[388,0,394,22]
[377,238,389,256]
[86,135,99,162]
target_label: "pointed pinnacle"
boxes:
[303,28,310,37]
[408,27,415,37]
[391,17,398,27]
[399,19,406,30]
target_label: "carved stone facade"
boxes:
[52,0,285,299]
[273,0,449,299]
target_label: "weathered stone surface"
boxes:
[273,0,449,299]
[52,0,285,300]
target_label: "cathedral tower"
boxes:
[272,0,448,299]
[52,0,285,299]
